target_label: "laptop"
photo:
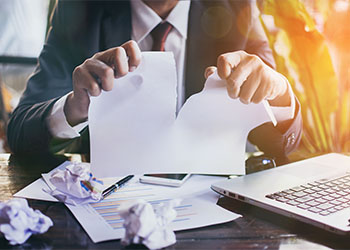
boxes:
[211,153,350,235]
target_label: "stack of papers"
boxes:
[14,161,240,243]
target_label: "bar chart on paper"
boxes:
[90,183,156,230]
[90,183,197,230]
[66,176,240,243]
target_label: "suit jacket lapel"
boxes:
[185,1,229,99]
[185,1,244,99]
[185,1,211,99]
[100,1,132,51]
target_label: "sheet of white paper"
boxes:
[89,52,177,178]
[89,52,273,177]
[14,177,58,202]
[14,161,71,202]
[150,73,273,175]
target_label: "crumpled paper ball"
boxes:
[0,198,53,245]
[119,199,181,249]
[48,162,103,205]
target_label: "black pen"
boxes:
[102,175,134,198]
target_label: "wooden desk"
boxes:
[0,153,349,249]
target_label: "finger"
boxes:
[226,57,255,99]
[204,66,217,79]
[268,73,288,100]
[112,47,129,77]
[238,73,260,104]
[122,40,142,72]
[251,73,271,104]
[226,84,238,99]
[265,84,277,100]
[73,65,101,97]
[217,51,246,80]
[260,71,282,101]
[84,59,114,91]
[95,47,129,78]
[251,85,270,103]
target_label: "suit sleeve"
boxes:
[7,1,80,155]
[244,2,303,163]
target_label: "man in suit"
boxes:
[7,0,302,164]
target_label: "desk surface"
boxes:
[0,153,349,249]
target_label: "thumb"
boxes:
[204,66,217,79]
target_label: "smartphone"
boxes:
[139,173,191,187]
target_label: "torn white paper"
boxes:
[89,52,177,178]
[89,52,273,177]
[0,198,53,245]
[120,199,180,249]
[43,162,103,205]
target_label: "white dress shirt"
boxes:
[130,0,190,111]
[47,0,295,139]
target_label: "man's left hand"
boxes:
[205,50,291,107]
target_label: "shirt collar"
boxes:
[130,0,191,43]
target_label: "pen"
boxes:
[102,175,134,198]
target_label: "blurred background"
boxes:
[259,0,350,160]
[0,0,349,161]
[0,0,55,152]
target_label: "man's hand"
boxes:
[64,40,141,126]
[205,50,291,106]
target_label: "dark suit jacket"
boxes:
[7,0,302,162]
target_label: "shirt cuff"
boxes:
[270,82,296,123]
[47,92,88,139]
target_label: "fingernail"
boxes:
[227,86,234,99]
[129,66,137,72]
[229,93,236,99]
[240,98,249,105]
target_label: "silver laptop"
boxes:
[212,153,350,235]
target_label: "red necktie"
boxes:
[151,22,173,51]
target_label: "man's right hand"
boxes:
[64,40,142,126]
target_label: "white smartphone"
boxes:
[139,173,191,187]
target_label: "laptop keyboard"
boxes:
[265,174,350,216]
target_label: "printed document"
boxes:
[14,161,240,243]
